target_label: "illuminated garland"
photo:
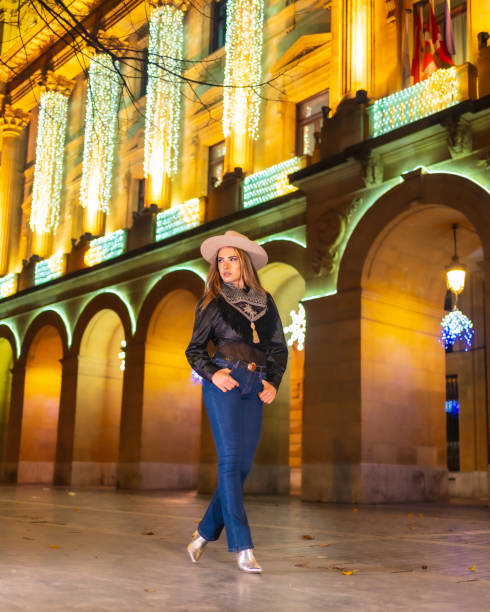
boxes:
[155,198,202,241]
[284,303,306,351]
[30,91,69,232]
[80,54,122,215]
[440,307,474,351]
[242,157,304,208]
[0,273,18,298]
[223,0,265,140]
[144,4,184,181]
[34,253,65,285]
[84,229,127,266]
[369,68,459,137]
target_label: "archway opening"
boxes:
[361,204,486,501]
[142,289,201,489]
[253,261,306,495]
[0,338,14,464]
[73,309,125,486]
[19,325,63,483]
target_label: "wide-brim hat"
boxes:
[200,230,268,270]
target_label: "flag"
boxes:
[422,4,437,77]
[411,6,424,84]
[444,0,456,56]
[401,9,411,88]
[428,0,454,67]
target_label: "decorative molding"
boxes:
[148,0,189,10]
[0,104,30,136]
[361,150,384,187]
[40,71,74,97]
[311,210,346,276]
[445,116,472,160]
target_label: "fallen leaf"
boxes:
[316,542,330,547]
[194,519,199,523]
[421,565,428,570]
[68,492,76,497]
[343,570,354,575]
[48,545,60,549]
[301,535,315,540]
[74,508,80,512]
[469,565,476,572]
[144,588,156,593]
[294,563,308,568]
[418,513,424,518]
[352,508,359,512]
[407,513,413,518]
[142,530,155,536]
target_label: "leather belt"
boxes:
[215,354,267,373]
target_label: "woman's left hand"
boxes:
[259,380,277,404]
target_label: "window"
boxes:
[296,90,329,157]
[137,178,146,213]
[413,0,467,66]
[210,0,227,54]
[208,141,226,192]
[446,374,460,472]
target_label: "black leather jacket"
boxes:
[185,293,288,390]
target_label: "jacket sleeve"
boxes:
[185,299,221,382]
[265,295,288,390]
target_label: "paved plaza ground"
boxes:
[0,485,489,611]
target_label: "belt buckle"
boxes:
[247,361,256,372]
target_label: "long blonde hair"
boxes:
[201,247,265,309]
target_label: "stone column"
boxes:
[117,339,146,489]
[0,105,30,275]
[1,362,26,483]
[54,355,79,485]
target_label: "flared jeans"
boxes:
[198,360,264,552]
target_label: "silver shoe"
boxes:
[237,548,262,573]
[187,530,207,563]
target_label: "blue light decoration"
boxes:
[242,157,305,208]
[440,307,474,351]
[368,67,459,138]
[34,253,66,285]
[445,400,460,416]
[0,273,18,298]
[84,229,127,267]
[155,198,203,241]
[191,370,203,385]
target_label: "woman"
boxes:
[185,230,288,573]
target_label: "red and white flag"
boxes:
[427,0,454,69]
[422,3,438,77]
[411,6,424,84]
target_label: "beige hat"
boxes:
[200,230,268,270]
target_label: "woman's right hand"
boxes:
[211,368,239,392]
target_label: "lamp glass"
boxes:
[446,265,466,294]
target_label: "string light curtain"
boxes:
[144,2,185,200]
[222,0,265,140]
[30,89,69,233]
[80,53,122,217]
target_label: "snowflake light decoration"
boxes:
[440,307,474,351]
[284,303,306,351]
[191,370,203,385]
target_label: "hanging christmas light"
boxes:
[440,307,474,351]
[30,89,69,233]
[80,53,122,217]
[223,0,265,140]
[284,303,306,351]
[144,2,185,195]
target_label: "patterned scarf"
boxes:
[220,282,267,343]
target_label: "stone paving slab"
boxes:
[0,485,489,611]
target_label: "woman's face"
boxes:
[217,247,242,287]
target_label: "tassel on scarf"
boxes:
[251,322,259,343]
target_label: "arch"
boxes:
[72,308,126,486]
[72,292,133,356]
[18,324,63,483]
[339,172,490,292]
[135,269,204,343]
[140,287,202,489]
[262,239,307,280]
[0,336,14,466]
[0,324,19,359]
[20,310,69,365]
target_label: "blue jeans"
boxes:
[198,359,264,552]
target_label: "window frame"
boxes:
[295,89,329,157]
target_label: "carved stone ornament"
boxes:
[311,210,347,276]
[148,0,189,10]
[445,116,472,160]
[40,71,74,97]
[361,150,384,187]
[0,104,30,136]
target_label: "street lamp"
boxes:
[446,224,466,296]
